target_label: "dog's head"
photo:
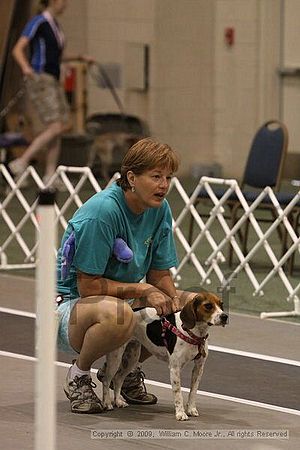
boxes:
[180,292,228,330]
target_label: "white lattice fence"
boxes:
[169,176,300,319]
[0,164,119,269]
[1,166,300,318]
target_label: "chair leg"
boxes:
[228,202,249,267]
[242,219,250,256]
[288,211,299,276]
[280,213,289,273]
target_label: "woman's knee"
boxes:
[68,297,135,350]
[62,121,72,133]
[75,295,135,331]
[84,298,135,346]
[48,120,66,137]
[96,299,135,331]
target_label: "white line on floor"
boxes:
[209,345,300,367]
[0,306,36,319]
[146,379,300,417]
[0,349,299,417]
[1,306,300,367]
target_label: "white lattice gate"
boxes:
[1,165,300,319]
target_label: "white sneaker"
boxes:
[43,175,67,191]
[63,365,104,414]
[8,158,28,177]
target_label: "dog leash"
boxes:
[161,318,208,359]
[88,62,125,115]
[0,87,25,121]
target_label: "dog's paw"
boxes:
[176,410,189,421]
[103,401,114,411]
[114,397,129,408]
[186,406,199,417]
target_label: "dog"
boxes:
[99,291,228,421]
[87,132,141,181]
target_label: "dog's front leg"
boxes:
[169,362,188,421]
[103,345,126,410]
[113,340,141,408]
[186,357,206,417]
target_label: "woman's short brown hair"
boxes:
[117,137,180,190]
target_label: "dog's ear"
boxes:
[180,294,203,329]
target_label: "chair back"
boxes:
[242,120,288,191]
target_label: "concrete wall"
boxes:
[151,1,214,174]
[60,0,88,55]
[60,0,282,178]
[213,0,281,179]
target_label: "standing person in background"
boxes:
[9,0,92,184]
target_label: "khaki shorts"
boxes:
[26,73,70,124]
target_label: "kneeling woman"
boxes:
[56,137,183,413]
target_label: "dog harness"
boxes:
[161,318,208,359]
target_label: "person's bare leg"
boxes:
[68,296,136,371]
[44,136,60,179]
[18,121,64,165]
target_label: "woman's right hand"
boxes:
[144,287,173,316]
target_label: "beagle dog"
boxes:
[100,291,228,421]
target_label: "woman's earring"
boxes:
[131,186,136,193]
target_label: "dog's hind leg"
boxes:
[186,357,206,417]
[102,345,126,410]
[113,340,141,408]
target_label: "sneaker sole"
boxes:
[71,407,105,414]
[121,391,158,405]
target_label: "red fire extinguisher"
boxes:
[64,66,76,105]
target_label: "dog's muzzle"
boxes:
[209,312,228,326]
[220,313,228,326]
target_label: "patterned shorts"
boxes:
[26,73,70,124]
[56,297,79,355]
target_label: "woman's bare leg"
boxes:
[68,296,136,371]
[19,121,65,165]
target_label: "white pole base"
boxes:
[260,298,300,319]
[260,310,300,319]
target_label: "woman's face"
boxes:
[126,166,173,213]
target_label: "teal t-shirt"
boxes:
[57,182,178,300]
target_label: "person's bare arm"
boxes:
[12,36,34,77]
[146,268,180,311]
[77,271,174,316]
[78,271,150,299]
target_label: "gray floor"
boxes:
[0,273,299,449]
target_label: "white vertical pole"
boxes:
[35,189,57,450]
